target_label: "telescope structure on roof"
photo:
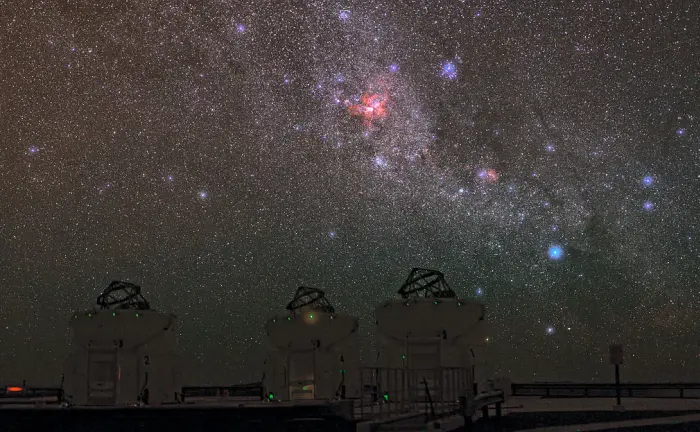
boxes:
[263,286,360,401]
[63,281,181,406]
[375,268,490,394]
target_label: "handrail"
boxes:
[357,366,473,422]
[511,382,700,399]
[10,382,700,401]
[0,384,265,402]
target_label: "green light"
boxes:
[383,393,389,401]
[287,317,291,321]
[401,355,406,359]
[88,313,92,317]
[309,313,314,319]
[268,393,274,400]
[112,312,116,316]
[330,315,334,319]
[434,301,438,305]
[136,313,139,317]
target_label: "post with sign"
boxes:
[609,344,623,407]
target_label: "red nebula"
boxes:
[477,168,500,183]
[347,92,389,127]
[486,169,499,182]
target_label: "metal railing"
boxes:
[511,382,700,399]
[0,383,265,405]
[181,383,263,400]
[356,366,473,422]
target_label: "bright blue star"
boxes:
[548,245,564,261]
[389,63,399,73]
[199,191,208,199]
[475,287,484,296]
[546,326,555,335]
[642,175,653,186]
[339,10,351,22]
[329,231,337,239]
[545,144,555,152]
[236,24,246,33]
[677,128,686,136]
[643,201,654,211]
[441,61,457,80]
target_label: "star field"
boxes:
[1,0,699,385]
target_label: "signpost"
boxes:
[609,344,623,407]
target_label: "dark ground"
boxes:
[451,410,700,432]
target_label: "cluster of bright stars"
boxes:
[35,6,687,282]
[218,10,678,341]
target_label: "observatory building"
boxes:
[375,269,490,392]
[264,287,360,401]
[63,281,182,406]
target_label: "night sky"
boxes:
[1,1,698,386]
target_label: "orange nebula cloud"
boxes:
[347,92,389,127]
[486,169,499,182]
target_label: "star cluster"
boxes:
[0,0,698,385]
